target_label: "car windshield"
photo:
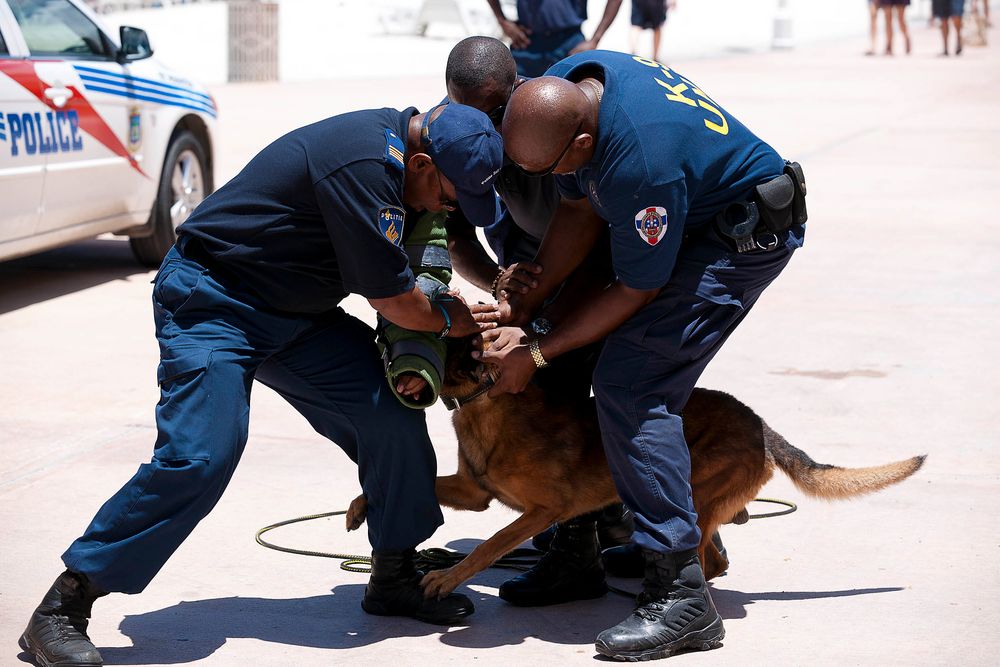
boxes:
[9,0,109,58]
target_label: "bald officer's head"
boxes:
[502,76,600,177]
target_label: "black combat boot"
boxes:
[532,503,634,552]
[602,541,644,578]
[20,570,107,667]
[361,549,474,625]
[595,548,724,661]
[499,515,607,606]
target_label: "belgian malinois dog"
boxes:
[348,338,924,600]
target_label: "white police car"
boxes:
[0,0,215,266]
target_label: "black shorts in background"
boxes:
[631,0,667,29]
[932,0,964,18]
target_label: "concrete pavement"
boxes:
[2,24,999,667]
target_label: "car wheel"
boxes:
[130,131,211,267]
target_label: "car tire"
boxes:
[130,130,211,267]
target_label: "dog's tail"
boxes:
[764,422,925,500]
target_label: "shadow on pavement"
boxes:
[92,582,904,663]
[712,585,905,620]
[101,586,456,664]
[0,238,150,315]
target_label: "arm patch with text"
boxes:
[378,206,405,246]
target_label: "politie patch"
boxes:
[378,207,405,246]
[634,206,668,246]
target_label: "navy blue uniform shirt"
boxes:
[516,0,588,33]
[546,51,785,290]
[179,108,417,314]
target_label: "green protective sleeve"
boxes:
[378,210,452,409]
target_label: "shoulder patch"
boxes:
[635,206,668,246]
[378,206,405,246]
[384,128,405,170]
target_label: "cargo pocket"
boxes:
[154,345,214,462]
[662,253,747,315]
[157,346,211,385]
[152,260,206,317]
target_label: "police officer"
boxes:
[443,36,636,608]
[20,103,504,667]
[484,51,806,660]
[487,0,624,78]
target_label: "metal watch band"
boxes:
[529,339,549,368]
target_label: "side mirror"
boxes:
[117,26,153,63]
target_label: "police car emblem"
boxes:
[378,207,405,246]
[127,106,142,153]
[635,206,668,246]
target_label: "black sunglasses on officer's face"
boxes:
[486,104,506,127]
[519,122,582,178]
[435,168,458,211]
[486,81,517,128]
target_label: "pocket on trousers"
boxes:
[155,346,214,462]
[157,345,212,386]
[152,261,206,316]
[656,254,746,316]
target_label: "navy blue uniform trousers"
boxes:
[593,224,803,555]
[62,246,443,593]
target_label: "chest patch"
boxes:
[378,207,405,246]
[634,206,668,246]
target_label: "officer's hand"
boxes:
[497,292,532,327]
[500,19,531,49]
[396,373,428,399]
[445,299,499,337]
[495,261,543,299]
[473,339,536,397]
[477,326,529,353]
[568,38,599,55]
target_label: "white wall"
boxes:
[100,0,963,85]
[100,1,229,83]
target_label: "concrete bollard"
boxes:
[773,0,795,50]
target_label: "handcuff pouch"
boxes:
[751,161,808,233]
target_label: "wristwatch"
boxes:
[530,317,553,336]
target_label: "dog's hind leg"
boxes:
[699,525,729,581]
[420,506,561,600]
[345,493,368,531]
[435,474,494,512]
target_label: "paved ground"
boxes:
[2,24,999,667]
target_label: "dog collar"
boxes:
[439,373,496,411]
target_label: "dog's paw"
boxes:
[345,494,368,531]
[420,568,459,599]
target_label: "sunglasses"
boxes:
[518,122,582,178]
[435,168,458,211]
[486,81,517,127]
[486,103,506,126]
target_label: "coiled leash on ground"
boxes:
[256,498,796,597]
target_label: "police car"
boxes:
[0,0,215,266]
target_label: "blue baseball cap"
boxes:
[421,103,503,227]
